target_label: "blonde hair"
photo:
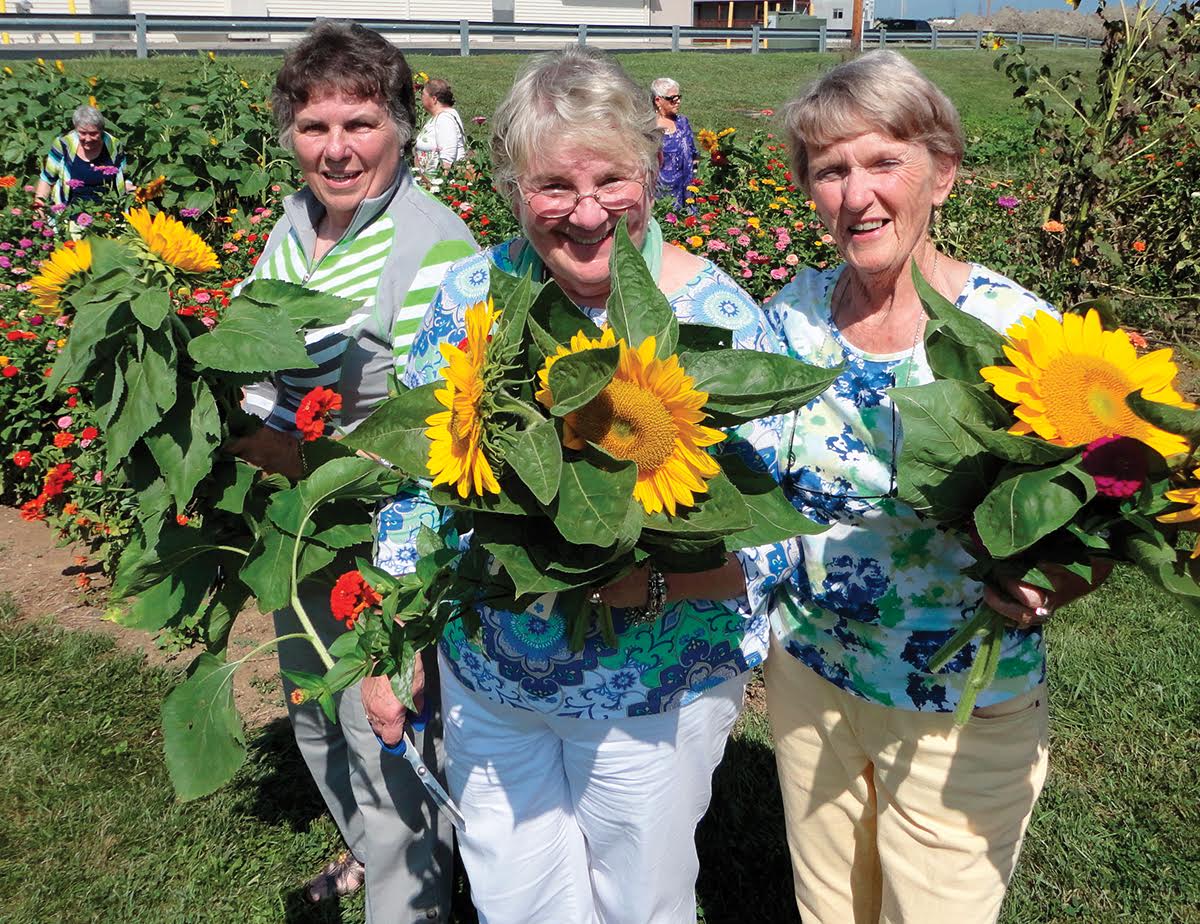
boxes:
[490,45,662,202]
[782,50,964,186]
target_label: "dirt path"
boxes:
[0,505,286,728]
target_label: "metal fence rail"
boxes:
[0,13,1099,58]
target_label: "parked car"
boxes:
[873,18,933,32]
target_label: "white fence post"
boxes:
[578,23,588,45]
[818,23,827,52]
[135,12,148,58]
[976,29,983,49]
[931,25,938,50]
[751,23,760,53]
[459,20,469,56]
[1016,30,1024,46]
[671,24,680,52]
[1053,32,1060,48]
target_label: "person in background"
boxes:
[226,22,475,921]
[34,104,128,209]
[764,50,1109,924]
[651,77,698,208]
[413,77,468,174]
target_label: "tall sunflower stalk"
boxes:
[891,264,1200,723]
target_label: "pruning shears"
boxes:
[374,701,467,833]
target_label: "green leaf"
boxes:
[605,216,678,359]
[1123,531,1200,602]
[130,287,171,330]
[117,565,214,633]
[202,579,252,654]
[676,322,734,353]
[960,424,1079,465]
[643,470,752,537]
[144,379,222,512]
[487,266,538,358]
[46,292,134,394]
[717,454,827,550]
[681,351,842,422]
[890,380,1008,519]
[209,460,256,515]
[188,303,315,374]
[112,520,218,598]
[549,454,638,547]
[342,382,442,477]
[528,283,601,344]
[506,417,563,505]
[912,261,1006,368]
[547,346,619,417]
[106,336,178,468]
[1126,390,1200,441]
[974,462,1089,558]
[235,278,357,329]
[238,525,293,612]
[89,236,142,278]
[161,652,246,801]
[924,326,994,384]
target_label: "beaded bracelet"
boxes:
[626,563,668,626]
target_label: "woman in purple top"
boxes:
[652,77,699,207]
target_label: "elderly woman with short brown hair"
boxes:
[229,21,475,919]
[763,50,1106,923]
[366,44,797,923]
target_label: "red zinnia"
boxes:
[2,365,18,378]
[329,570,381,630]
[80,426,99,441]
[53,431,75,448]
[12,450,31,468]
[294,386,342,442]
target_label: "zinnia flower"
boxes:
[1080,435,1149,498]
[294,386,342,441]
[12,450,31,468]
[1042,219,1066,233]
[426,299,501,498]
[537,331,726,516]
[981,309,1192,459]
[997,195,1020,210]
[0,175,16,188]
[329,570,381,629]
[27,239,92,315]
[125,207,220,273]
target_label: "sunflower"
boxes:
[1157,468,1200,558]
[28,240,93,315]
[125,207,220,274]
[426,299,501,498]
[537,332,726,516]
[134,175,166,204]
[980,308,1192,459]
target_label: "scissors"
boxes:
[375,702,467,833]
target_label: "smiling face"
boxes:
[806,130,956,282]
[516,141,650,306]
[654,92,681,118]
[292,89,402,229]
[76,125,103,160]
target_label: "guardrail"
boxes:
[0,14,1098,58]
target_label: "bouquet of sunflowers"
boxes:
[291,221,838,711]
[891,268,1200,722]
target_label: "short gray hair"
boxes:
[650,77,680,98]
[782,50,964,187]
[72,104,104,132]
[490,45,662,203]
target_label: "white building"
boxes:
[807,0,873,27]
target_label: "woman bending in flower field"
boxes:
[226,22,475,920]
[763,51,1109,923]
[33,104,129,211]
[365,45,797,924]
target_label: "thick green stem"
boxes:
[953,606,1007,726]
[289,516,334,670]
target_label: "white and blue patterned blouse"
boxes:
[766,263,1055,713]
[376,239,798,719]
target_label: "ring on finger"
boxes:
[588,589,603,605]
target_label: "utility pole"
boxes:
[851,0,864,50]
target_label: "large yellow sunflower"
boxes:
[125,207,219,274]
[28,240,92,316]
[537,331,726,516]
[1157,467,1200,558]
[426,299,501,498]
[980,308,1192,459]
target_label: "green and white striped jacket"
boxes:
[241,165,476,436]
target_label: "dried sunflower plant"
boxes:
[891,266,1200,722]
[293,220,838,718]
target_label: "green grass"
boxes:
[67,48,1097,145]
[1,567,1196,923]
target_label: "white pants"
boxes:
[440,657,747,924]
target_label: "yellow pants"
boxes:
[764,635,1049,924]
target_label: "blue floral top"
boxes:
[656,115,699,208]
[376,239,797,719]
[765,264,1055,713]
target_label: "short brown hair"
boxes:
[782,50,964,187]
[424,77,455,108]
[272,20,416,152]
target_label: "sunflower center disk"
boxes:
[572,379,679,472]
[1042,354,1146,446]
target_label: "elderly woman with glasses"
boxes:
[763,51,1107,923]
[364,45,795,923]
[651,76,698,208]
[34,104,129,210]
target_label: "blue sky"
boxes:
[872,0,1100,17]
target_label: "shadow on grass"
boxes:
[695,717,799,924]
[243,717,331,833]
